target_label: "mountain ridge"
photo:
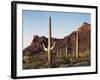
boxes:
[23,22,91,56]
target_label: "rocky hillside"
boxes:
[23,22,91,56]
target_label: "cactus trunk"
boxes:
[65,44,68,59]
[43,17,56,67]
[76,31,79,59]
[57,50,59,59]
[48,16,52,65]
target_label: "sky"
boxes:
[22,10,91,49]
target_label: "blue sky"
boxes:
[23,10,91,49]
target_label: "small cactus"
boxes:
[43,16,56,67]
[56,49,59,59]
[65,44,68,59]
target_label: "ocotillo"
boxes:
[43,16,56,67]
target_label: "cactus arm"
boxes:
[51,41,56,50]
[43,43,48,51]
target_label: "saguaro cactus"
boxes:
[76,31,79,59]
[65,44,68,59]
[43,16,56,67]
[56,49,59,59]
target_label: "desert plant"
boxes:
[56,49,59,59]
[76,30,79,59]
[23,50,31,64]
[43,16,56,67]
[65,44,68,59]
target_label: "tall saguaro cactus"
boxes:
[43,16,56,67]
[76,31,79,59]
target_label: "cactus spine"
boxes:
[43,16,56,67]
[76,31,79,59]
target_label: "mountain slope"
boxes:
[23,22,91,55]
